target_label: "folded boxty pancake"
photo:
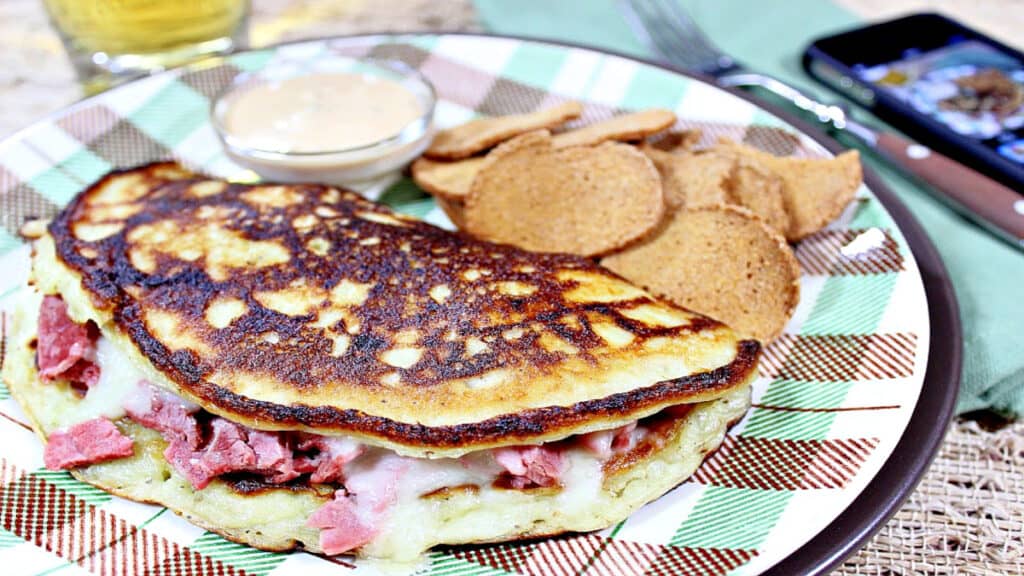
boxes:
[4,162,758,560]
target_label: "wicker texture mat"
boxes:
[838,420,1023,575]
[0,0,1019,574]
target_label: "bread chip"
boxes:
[725,159,791,235]
[643,147,793,236]
[716,141,861,240]
[411,156,486,199]
[643,129,703,153]
[425,101,584,160]
[464,131,664,257]
[601,205,800,342]
[435,196,466,229]
[643,148,733,209]
[552,109,677,148]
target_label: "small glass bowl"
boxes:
[211,55,436,185]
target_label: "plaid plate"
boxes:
[0,34,930,576]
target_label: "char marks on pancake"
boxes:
[42,162,759,455]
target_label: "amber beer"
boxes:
[43,0,249,90]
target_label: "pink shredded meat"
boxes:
[43,417,134,470]
[36,295,99,390]
[307,491,378,556]
[124,382,365,489]
[164,418,257,490]
[295,435,365,484]
[123,381,202,448]
[580,422,638,458]
[248,430,300,484]
[306,453,409,555]
[492,445,566,488]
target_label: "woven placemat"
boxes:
[0,1,1019,574]
[838,419,1023,575]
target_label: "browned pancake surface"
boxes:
[45,163,758,454]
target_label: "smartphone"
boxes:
[804,13,1024,193]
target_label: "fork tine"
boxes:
[654,0,723,56]
[621,0,694,65]
[650,0,724,69]
[620,0,733,74]
[635,4,696,63]
[619,0,659,54]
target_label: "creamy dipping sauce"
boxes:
[222,72,424,153]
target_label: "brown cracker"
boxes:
[435,195,466,229]
[643,148,734,209]
[643,129,703,153]
[724,158,791,235]
[464,131,664,257]
[551,109,677,149]
[601,205,800,343]
[411,156,486,199]
[643,146,793,235]
[716,141,862,241]
[425,101,584,160]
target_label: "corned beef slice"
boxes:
[124,383,363,489]
[295,435,365,484]
[580,422,637,458]
[165,418,258,490]
[612,422,639,451]
[493,445,566,488]
[44,418,134,470]
[37,295,100,389]
[123,382,202,448]
[307,492,378,555]
[307,454,407,554]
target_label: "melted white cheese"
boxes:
[65,337,149,425]
[363,447,604,560]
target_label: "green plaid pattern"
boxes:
[0,34,929,576]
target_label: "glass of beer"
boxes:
[43,0,250,93]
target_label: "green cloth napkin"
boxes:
[475,0,1024,417]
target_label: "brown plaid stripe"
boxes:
[90,121,174,169]
[419,54,498,111]
[0,459,253,576]
[741,125,801,157]
[451,534,755,576]
[55,104,121,146]
[0,167,57,238]
[796,229,905,275]
[366,43,433,69]
[477,77,551,116]
[692,436,881,490]
[760,333,918,381]
[179,62,242,100]
[646,545,756,576]
[648,120,824,159]
[580,538,661,575]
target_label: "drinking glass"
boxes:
[43,0,250,93]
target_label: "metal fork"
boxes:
[619,0,866,138]
[620,0,1024,249]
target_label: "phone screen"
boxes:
[853,38,1024,164]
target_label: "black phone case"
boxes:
[802,13,1024,193]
